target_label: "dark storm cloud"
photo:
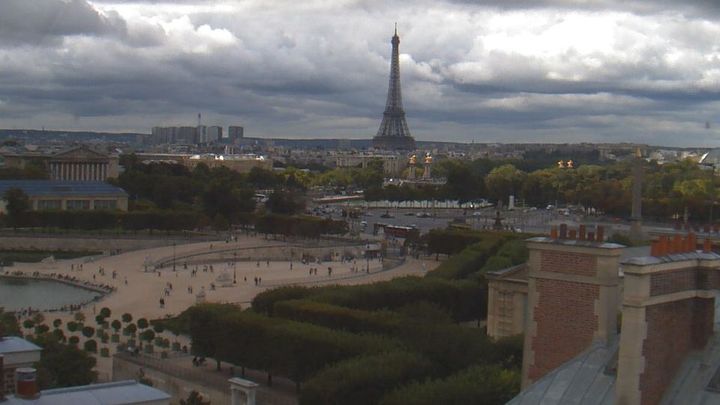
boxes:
[1,0,719,145]
[0,0,126,47]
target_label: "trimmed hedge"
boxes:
[174,304,401,382]
[380,364,520,405]
[300,351,433,405]
[253,277,486,321]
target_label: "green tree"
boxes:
[180,390,211,405]
[3,187,30,228]
[122,313,133,323]
[137,318,149,330]
[111,319,122,333]
[0,309,20,336]
[99,307,111,318]
[31,333,97,389]
[81,326,95,338]
[266,190,305,215]
[485,164,526,205]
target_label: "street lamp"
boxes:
[172,242,176,272]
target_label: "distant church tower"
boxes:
[372,25,416,151]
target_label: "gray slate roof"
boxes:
[0,336,41,354]
[4,380,170,405]
[507,342,617,405]
[0,181,127,198]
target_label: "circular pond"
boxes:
[0,277,103,312]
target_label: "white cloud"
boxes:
[1,0,720,146]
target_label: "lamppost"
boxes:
[172,242,176,272]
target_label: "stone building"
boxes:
[134,153,272,174]
[335,153,402,176]
[1,146,119,181]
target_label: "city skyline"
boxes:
[1,1,720,146]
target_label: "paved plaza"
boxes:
[4,235,438,383]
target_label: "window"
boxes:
[66,200,90,210]
[93,200,117,210]
[37,200,62,210]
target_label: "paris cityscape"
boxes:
[2,1,720,405]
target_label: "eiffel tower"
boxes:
[372,25,416,151]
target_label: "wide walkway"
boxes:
[5,235,438,393]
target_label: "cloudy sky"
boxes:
[1,0,720,146]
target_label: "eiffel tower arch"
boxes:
[372,26,416,151]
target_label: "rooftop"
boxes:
[508,341,618,405]
[4,380,170,405]
[0,336,41,355]
[0,181,127,198]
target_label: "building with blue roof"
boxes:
[0,181,128,212]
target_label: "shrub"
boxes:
[83,339,98,353]
[81,326,95,338]
[380,364,520,405]
[300,352,433,405]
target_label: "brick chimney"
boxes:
[15,368,38,399]
[617,249,719,405]
[521,225,624,387]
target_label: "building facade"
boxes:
[0,181,129,212]
[2,146,119,182]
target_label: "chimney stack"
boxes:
[596,225,604,242]
[559,224,568,239]
[15,368,38,399]
[578,225,586,241]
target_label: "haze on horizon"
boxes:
[1,0,720,147]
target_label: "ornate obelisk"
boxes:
[372,25,416,151]
[629,147,644,241]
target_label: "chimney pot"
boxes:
[15,368,39,399]
[672,234,683,254]
[587,231,595,241]
[550,226,558,239]
[704,239,713,253]
[688,233,697,252]
[578,225,586,240]
[596,226,605,242]
[659,235,669,256]
[559,224,568,239]
[569,229,577,240]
